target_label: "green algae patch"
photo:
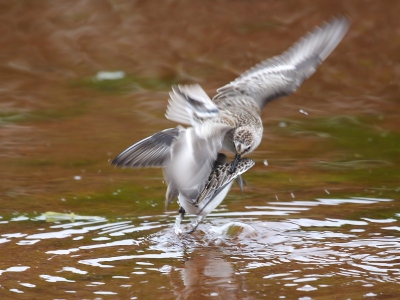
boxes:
[65,159,98,168]
[283,115,399,161]
[0,112,27,125]
[14,158,55,167]
[0,102,89,126]
[37,211,105,223]
[348,205,400,223]
[272,115,400,188]
[63,181,169,218]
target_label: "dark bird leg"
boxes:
[174,206,186,235]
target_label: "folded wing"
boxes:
[196,157,255,214]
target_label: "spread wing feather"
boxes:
[214,16,350,109]
[111,127,181,168]
[166,85,220,126]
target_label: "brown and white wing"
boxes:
[214,16,350,110]
[166,84,220,126]
[196,158,255,208]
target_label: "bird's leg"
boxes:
[237,175,244,192]
[174,207,186,235]
[185,215,205,234]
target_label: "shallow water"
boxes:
[2,197,400,299]
[0,1,399,299]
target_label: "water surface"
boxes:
[0,1,399,299]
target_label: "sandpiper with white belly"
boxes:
[112,17,350,233]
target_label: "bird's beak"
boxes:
[230,153,241,174]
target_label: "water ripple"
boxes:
[79,252,183,268]
[0,196,398,298]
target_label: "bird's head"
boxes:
[230,127,258,174]
[233,127,257,156]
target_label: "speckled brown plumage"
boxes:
[112,17,349,234]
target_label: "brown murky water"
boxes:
[0,1,399,299]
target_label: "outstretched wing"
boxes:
[214,16,350,110]
[165,84,220,126]
[111,127,181,168]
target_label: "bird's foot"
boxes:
[184,215,204,234]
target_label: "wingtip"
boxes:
[110,157,118,166]
[328,15,351,34]
[332,14,351,26]
[110,156,124,168]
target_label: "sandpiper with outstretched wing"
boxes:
[112,17,350,233]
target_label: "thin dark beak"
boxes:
[230,153,241,174]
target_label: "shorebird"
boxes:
[169,153,255,234]
[112,17,349,233]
